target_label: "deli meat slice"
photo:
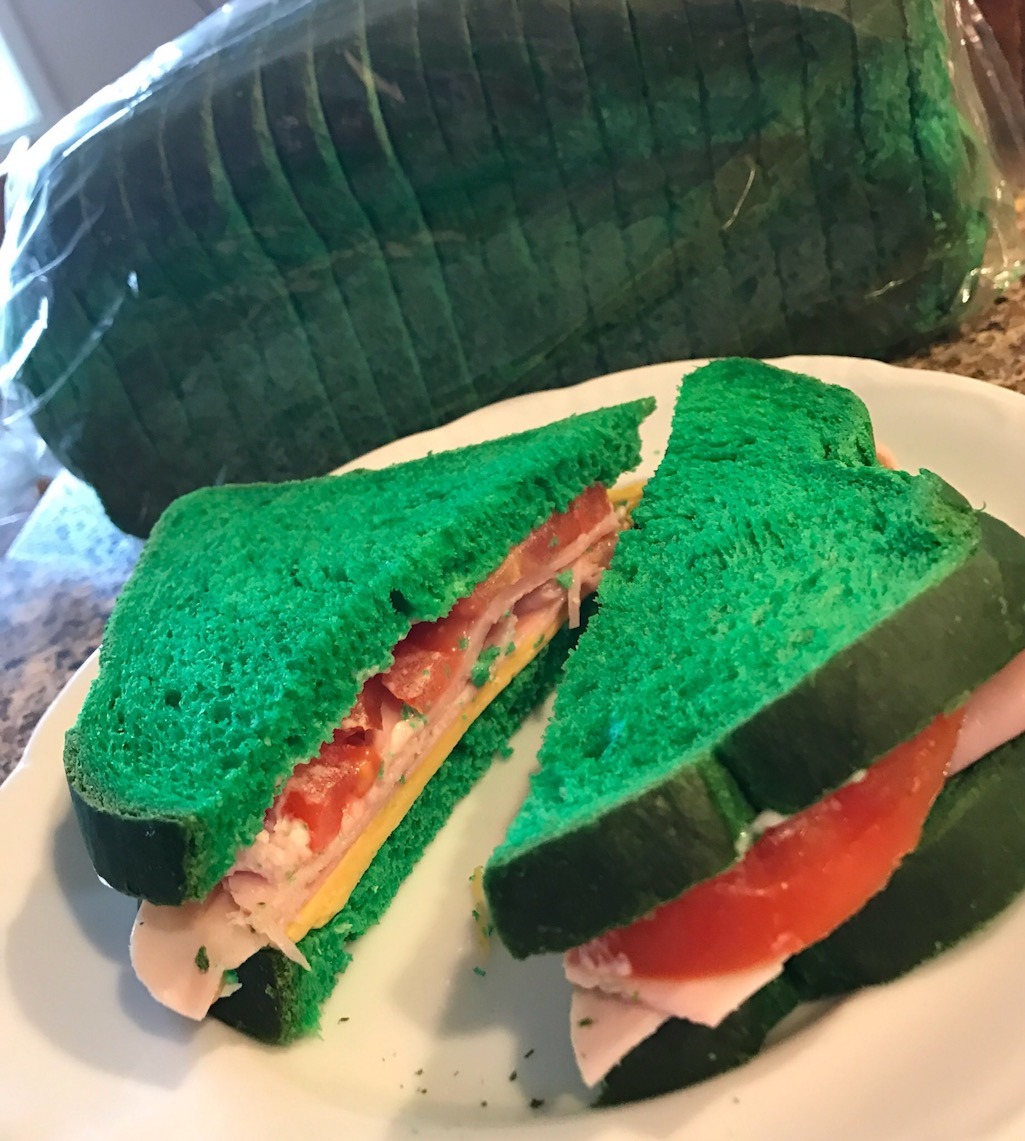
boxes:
[567,962,783,1087]
[570,987,667,1089]
[950,648,1025,775]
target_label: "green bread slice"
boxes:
[65,398,651,906]
[212,619,579,1042]
[485,359,1025,957]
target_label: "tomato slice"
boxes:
[383,484,613,711]
[279,737,380,852]
[520,484,611,570]
[574,710,963,979]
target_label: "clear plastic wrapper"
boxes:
[0,0,1022,536]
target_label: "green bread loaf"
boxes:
[3,0,996,536]
[485,360,1025,957]
[64,398,651,906]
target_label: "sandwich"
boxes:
[483,358,1025,1102]
[64,397,653,1042]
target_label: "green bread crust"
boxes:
[485,360,1025,957]
[211,622,579,1043]
[65,399,652,904]
[596,976,801,1107]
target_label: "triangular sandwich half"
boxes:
[65,397,652,1041]
[484,360,1025,1097]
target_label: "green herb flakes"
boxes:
[471,645,501,687]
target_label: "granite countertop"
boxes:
[4,282,1025,786]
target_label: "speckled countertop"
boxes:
[4,283,1025,786]
[1,477,143,783]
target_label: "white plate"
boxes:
[6,356,1025,1141]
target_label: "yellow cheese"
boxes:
[610,479,644,514]
[286,480,645,941]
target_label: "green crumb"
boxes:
[195,946,210,973]
[400,704,428,728]
[458,636,470,650]
[222,969,238,988]
[473,966,487,977]
[577,1017,594,1028]
[504,641,516,656]
[399,774,406,784]
[548,535,559,547]
[532,633,547,649]
[497,742,514,760]
[337,1016,350,1023]
[556,570,574,590]
[471,646,501,687]
[471,908,480,921]
[378,761,385,779]
[530,1098,545,1110]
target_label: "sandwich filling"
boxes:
[132,483,635,1020]
[566,650,1025,1086]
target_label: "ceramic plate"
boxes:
[5,357,1025,1141]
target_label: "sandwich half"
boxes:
[64,397,652,1042]
[483,359,1025,1099]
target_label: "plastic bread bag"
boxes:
[0,0,1022,537]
